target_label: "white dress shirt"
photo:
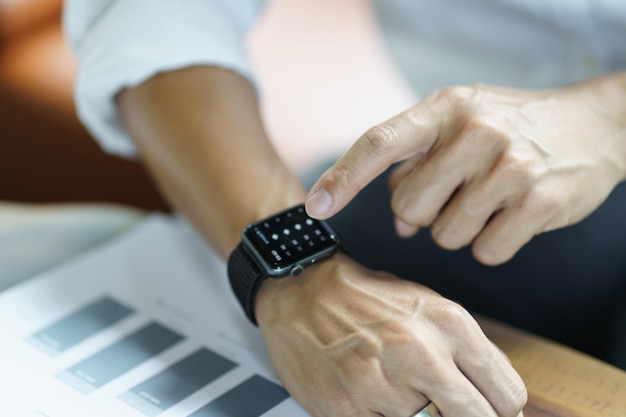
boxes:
[63,0,626,158]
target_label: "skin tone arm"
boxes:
[306,72,626,265]
[117,66,305,257]
[117,65,526,417]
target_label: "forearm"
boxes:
[117,66,306,258]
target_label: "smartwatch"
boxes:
[227,204,340,325]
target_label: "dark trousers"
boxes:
[315,167,626,368]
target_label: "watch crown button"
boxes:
[290,264,304,277]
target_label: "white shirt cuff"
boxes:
[65,0,263,157]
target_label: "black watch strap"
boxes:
[227,243,266,325]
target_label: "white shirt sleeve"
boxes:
[63,0,267,157]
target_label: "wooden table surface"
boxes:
[479,317,626,417]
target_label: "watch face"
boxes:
[243,205,338,273]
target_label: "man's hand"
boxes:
[256,253,527,417]
[306,75,626,265]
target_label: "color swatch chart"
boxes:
[0,215,309,417]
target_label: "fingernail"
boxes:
[306,189,333,218]
[394,217,419,238]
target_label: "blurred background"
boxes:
[0,0,416,212]
[0,0,166,210]
[0,0,415,287]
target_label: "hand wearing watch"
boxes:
[228,204,340,325]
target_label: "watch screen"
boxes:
[243,205,338,270]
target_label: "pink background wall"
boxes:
[249,0,417,173]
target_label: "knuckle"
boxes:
[431,299,476,333]
[383,324,443,374]
[472,241,507,266]
[462,115,492,135]
[435,85,475,109]
[390,194,433,227]
[362,124,399,157]
[431,222,466,250]
[497,151,542,185]
[511,381,529,411]
[500,381,528,417]
[523,185,562,216]
[461,115,510,152]
[325,163,357,191]
[476,350,528,417]
[390,194,412,222]
[431,85,480,121]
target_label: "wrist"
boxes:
[228,204,341,325]
[568,71,626,182]
[118,66,307,259]
[254,252,349,327]
[226,173,307,252]
[596,73,626,182]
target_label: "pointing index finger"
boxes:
[305,104,445,220]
